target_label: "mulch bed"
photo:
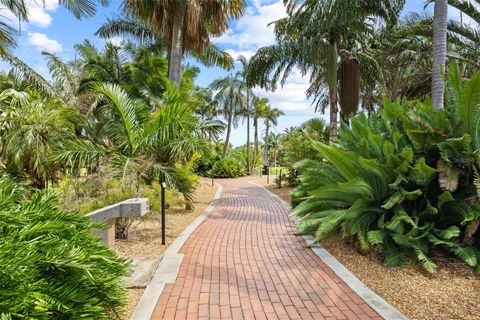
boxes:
[262,179,480,320]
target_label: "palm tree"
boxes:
[0,86,79,187]
[210,75,245,157]
[267,132,282,167]
[237,55,254,174]
[57,81,223,200]
[432,0,449,109]
[252,96,269,170]
[248,0,404,141]
[102,0,246,86]
[263,105,284,165]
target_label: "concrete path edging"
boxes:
[130,183,223,320]
[249,181,408,320]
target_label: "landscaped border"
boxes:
[249,181,407,320]
[130,183,223,320]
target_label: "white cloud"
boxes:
[27,32,62,52]
[227,49,257,60]
[253,80,314,115]
[107,36,124,46]
[214,1,315,116]
[214,1,286,49]
[0,0,59,28]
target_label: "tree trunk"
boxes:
[263,120,269,165]
[246,89,251,174]
[223,110,232,157]
[253,116,258,170]
[168,0,187,87]
[327,41,339,142]
[432,0,448,110]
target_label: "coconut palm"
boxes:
[99,0,245,86]
[432,0,449,109]
[248,0,404,141]
[210,75,245,157]
[262,105,284,165]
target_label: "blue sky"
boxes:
[0,0,462,146]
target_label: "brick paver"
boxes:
[152,179,381,320]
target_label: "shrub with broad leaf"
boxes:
[292,64,480,273]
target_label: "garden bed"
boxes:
[261,179,480,320]
[112,181,217,319]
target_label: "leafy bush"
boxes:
[292,64,480,273]
[209,157,245,178]
[0,176,128,318]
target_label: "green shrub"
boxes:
[292,64,480,273]
[209,157,245,178]
[0,176,128,319]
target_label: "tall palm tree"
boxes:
[267,132,282,167]
[210,75,245,156]
[263,106,284,165]
[237,55,254,174]
[252,96,269,170]
[432,0,449,109]
[107,0,246,86]
[248,0,404,141]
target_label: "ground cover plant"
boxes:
[0,176,128,319]
[292,64,480,273]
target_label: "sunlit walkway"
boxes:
[152,179,381,320]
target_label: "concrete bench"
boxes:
[86,198,150,247]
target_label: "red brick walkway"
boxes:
[152,179,381,320]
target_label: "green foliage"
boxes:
[292,65,480,273]
[58,176,187,214]
[209,157,245,178]
[0,176,128,319]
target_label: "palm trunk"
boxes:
[263,120,269,164]
[246,89,251,174]
[432,0,448,110]
[253,116,258,171]
[223,95,233,157]
[223,110,232,157]
[327,41,339,142]
[168,0,187,86]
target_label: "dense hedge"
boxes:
[0,177,128,319]
[292,65,480,273]
[209,157,245,178]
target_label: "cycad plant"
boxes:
[292,64,480,273]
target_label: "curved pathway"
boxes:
[151,179,382,320]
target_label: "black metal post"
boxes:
[279,169,282,188]
[267,166,270,184]
[161,181,166,245]
[211,176,214,187]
